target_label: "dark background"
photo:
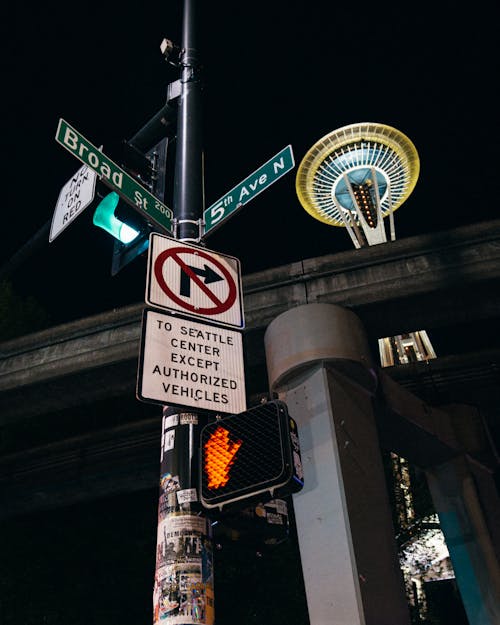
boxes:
[4,0,498,330]
[2,4,497,623]
[0,489,310,625]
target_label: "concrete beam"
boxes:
[244,218,500,332]
[1,220,500,423]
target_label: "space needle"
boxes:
[296,122,435,366]
[295,122,420,248]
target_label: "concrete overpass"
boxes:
[1,217,499,430]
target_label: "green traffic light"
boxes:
[93,192,140,244]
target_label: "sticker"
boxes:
[164,414,180,429]
[177,488,198,504]
[271,499,288,515]
[293,450,304,481]
[180,413,199,425]
[161,415,178,461]
[255,505,267,518]
[153,563,214,624]
[153,514,214,624]
[160,473,181,494]
[163,430,176,453]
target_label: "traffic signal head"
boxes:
[92,191,141,244]
[200,400,304,511]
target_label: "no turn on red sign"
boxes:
[145,233,245,329]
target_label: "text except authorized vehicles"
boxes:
[150,318,241,405]
[138,309,246,413]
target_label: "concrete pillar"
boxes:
[264,303,410,625]
[425,456,500,625]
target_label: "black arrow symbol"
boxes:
[180,263,224,297]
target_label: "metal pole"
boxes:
[173,0,203,243]
[153,407,214,625]
[152,2,215,624]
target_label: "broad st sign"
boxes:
[55,118,173,234]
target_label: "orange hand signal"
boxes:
[204,425,242,489]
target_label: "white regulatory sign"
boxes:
[137,309,247,414]
[49,164,97,242]
[146,232,244,329]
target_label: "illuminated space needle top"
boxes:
[296,122,420,248]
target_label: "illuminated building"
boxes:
[392,450,456,622]
[378,330,437,367]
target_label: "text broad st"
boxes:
[55,118,173,235]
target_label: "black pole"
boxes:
[152,2,215,624]
[173,0,203,242]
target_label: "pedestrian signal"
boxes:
[199,400,303,510]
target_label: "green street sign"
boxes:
[203,144,295,236]
[55,119,173,235]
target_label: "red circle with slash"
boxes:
[153,246,237,315]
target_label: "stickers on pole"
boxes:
[153,411,215,625]
[153,514,214,625]
[145,233,244,329]
[137,309,247,414]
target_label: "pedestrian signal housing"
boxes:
[199,400,303,510]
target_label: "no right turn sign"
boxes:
[145,233,245,328]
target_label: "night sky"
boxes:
[2,6,498,623]
[5,1,498,327]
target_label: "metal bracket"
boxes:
[171,218,204,243]
[167,79,182,102]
